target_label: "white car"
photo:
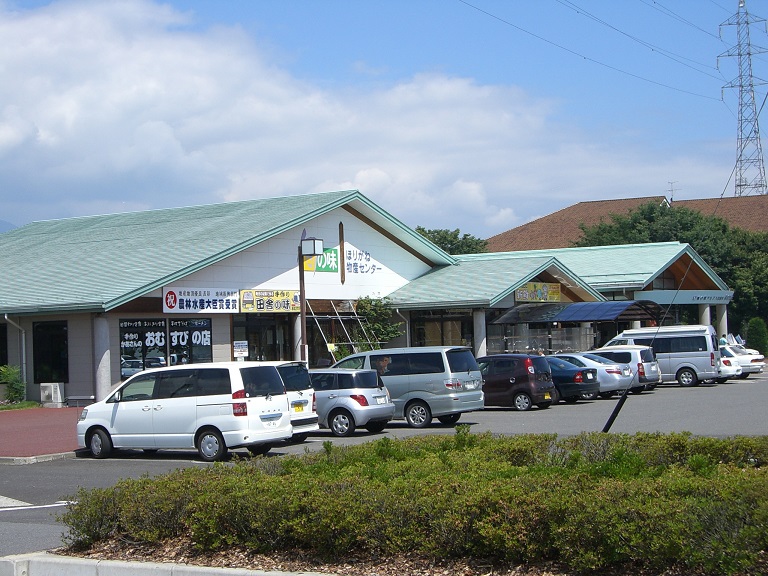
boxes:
[715,355,742,383]
[720,346,765,379]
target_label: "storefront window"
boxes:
[411,310,473,348]
[120,318,213,373]
[0,323,7,366]
[232,314,291,362]
[33,321,68,383]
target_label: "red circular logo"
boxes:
[165,291,178,309]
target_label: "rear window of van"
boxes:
[240,366,285,397]
[277,363,312,391]
[446,349,480,372]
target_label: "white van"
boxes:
[332,346,484,428]
[76,362,294,461]
[604,325,720,386]
[273,362,320,441]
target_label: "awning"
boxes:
[492,300,664,324]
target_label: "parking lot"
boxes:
[0,372,766,557]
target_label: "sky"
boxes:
[0,0,764,237]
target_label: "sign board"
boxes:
[233,340,249,358]
[304,248,340,273]
[240,289,300,313]
[515,282,561,303]
[163,287,240,313]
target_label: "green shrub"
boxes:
[59,431,768,574]
[0,365,26,403]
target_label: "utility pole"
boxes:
[720,0,768,196]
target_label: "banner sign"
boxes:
[240,289,300,313]
[304,248,339,273]
[164,287,240,313]
[516,282,561,303]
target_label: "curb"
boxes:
[0,452,74,466]
[0,551,330,575]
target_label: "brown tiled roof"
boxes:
[487,195,768,252]
[487,196,667,252]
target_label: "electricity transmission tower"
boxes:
[720,0,768,196]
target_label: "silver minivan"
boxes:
[332,346,484,428]
[604,325,720,386]
[76,362,293,461]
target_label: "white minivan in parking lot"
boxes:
[332,346,484,428]
[77,362,294,461]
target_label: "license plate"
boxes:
[375,396,387,404]
[544,392,551,400]
[587,373,593,379]
[292,404,304,413]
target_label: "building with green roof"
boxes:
[0,190,732,405]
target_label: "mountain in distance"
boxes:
[0,220,17,233]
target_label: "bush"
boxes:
[59,431,768,574]
[747,317,768,356]
[0,365,26,403]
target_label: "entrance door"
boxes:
[233,314,291,361]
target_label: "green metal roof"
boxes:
[387,255,604,309]
[457,242,729,291]
[0,190,454,315]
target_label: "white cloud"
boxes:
[0,0,733,237]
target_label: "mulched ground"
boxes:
[57,537,742,576]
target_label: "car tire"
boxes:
[437,413,461,425]
[197,428,227,462]
[714,378,728,383]
[365,421,387,433]
[291,433,309,443]
[329,409,356,437]
[512,392,533,411]
[738,373,750,379]
[89,428,112,459]
[676,368,698,387]
[563,396,579,404]
[405,400,432,428]
[630,387,644,394]
[247,443,272,456]
[536,402,552,409]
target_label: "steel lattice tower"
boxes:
[720,0,768,196]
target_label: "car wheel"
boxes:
[512,392,533,411]
[580,391,599,401]
[536,402,552,409]
[676,368,698,387]
[563,396,579,404]
[329,409,356,437]
[405,400,432,428]
[738,373,750,379]
[365,421,387,433]
[89,429,112,459]
[247,443,271,456]
[437,413,461,425]
[630,387,644,394]
[197,428,227,462]
[291,433,309,443]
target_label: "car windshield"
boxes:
[583,354,615,365]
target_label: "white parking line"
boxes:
[0,495,31,508]
[0,499,71,512]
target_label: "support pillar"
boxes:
[715,304,728,340]
[93,315,111,401]
[292,314,302,361]
[473,309,487,358]
[698,304,711,326]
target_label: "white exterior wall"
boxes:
[174,208,432,298]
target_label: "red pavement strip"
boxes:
[0,407,83,458]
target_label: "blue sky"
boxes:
[0,0,763,237]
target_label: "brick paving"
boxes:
[0,407,82,457]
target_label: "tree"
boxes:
[575,201,768,333]
[415,227,488,255]
[746,317,768,356]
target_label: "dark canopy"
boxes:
[492,300,664,324]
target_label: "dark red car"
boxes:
[477,354,555,411]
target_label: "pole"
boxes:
[298,245,307,362]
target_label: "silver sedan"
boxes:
[549,353,637,399]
